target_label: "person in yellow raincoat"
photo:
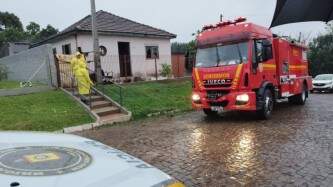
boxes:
[70,52,87,77]
[76,62,94,96]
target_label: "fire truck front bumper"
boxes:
[192,91,257,111]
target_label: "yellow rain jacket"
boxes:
[70,54,87,76]
[76,63,94,95]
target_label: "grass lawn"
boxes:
[0,81,20,89]
[0,90,94,131]
[101,79,193,119]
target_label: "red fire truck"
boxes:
[192,17,313,119]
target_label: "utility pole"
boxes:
[90,0,102,83]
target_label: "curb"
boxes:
[62,123,98,134]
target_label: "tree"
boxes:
[0,27,27,44]
[171,40,196,55]
[26,22,40,36]
[308,24,333,76]
[33,24,58,42]
[0,11,23,31]
[171,42,188,54]
[0,12,59,44]
[0,12,26,45]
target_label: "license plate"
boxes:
[211,106,224,112]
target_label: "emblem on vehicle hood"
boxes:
[0,146,92,176]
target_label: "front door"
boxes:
[118,42,132,77]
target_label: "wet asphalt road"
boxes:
[78,93,333,187]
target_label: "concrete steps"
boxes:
[92,106,121,116]
[90,95,104,102]
[64,87,131,127]
[91,100,112,109]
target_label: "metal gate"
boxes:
[54,54,75,88]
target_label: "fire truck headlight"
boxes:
[192,93,201,102]
[236,94,249,104]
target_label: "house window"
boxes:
[146,46,159,59]
[62,44,71,55]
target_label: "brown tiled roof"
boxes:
[33,10,176,46]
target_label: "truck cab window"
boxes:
[196,41,249,68]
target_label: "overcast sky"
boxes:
[1,0,329,42]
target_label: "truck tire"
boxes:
[203,109,218,117]
[257,89,273,120]
[289,84,308,105]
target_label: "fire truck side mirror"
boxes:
[253,40,263,67]
[262,40,273,62]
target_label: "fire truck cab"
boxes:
[192,18,313,119]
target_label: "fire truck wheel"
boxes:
[257,89,273,120]
[203,109,218,117]
[295,84,308,105]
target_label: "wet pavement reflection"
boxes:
[77,94,333,186]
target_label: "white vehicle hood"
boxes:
[313,80,332,84]
[0,132,174,187]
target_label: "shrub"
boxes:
[0,65,8,80]
[160,63,172,78]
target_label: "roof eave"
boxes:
[79,30,176,39]
[30,29,80,48]
[31,29,176,48]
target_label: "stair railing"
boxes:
[69,74,95,110]
[95,82,124,106]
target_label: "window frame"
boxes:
[62,44,72,55]
[145,46,159,59]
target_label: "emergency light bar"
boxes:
[202,17,247,31]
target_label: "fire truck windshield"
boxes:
[195,42,248,68]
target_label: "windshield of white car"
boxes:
[314,74,333,80]
[195,42,248,68]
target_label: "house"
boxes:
[32,10,176,80]
[0,42,30,58]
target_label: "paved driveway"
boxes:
[78,94,333,186]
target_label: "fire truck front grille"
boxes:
[206,90,230,100]
[209,101,229,107]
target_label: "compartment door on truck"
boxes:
[277,40,293,98]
